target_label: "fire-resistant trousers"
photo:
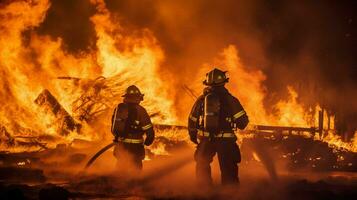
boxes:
[114,142,145,171]
[194,138,241,185]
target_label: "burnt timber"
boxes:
[34,89,81,136]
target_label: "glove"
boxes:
[144,139,153,146]
[113,135,119,143]
[189,133,198,144]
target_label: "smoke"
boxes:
[78,145,285,199]
[35,0,97,53]
[100,0,356,121]
[1,0,356,124]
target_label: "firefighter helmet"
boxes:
[122,85,144,100]
[203,68,229,86]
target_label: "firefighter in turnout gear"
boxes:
[111,85,155,172]
[188,68,249,185]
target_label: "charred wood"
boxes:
[255,125,318,134]
[0,126,15,147]
[34,89,81,136]
[71,78,112,123]
[241,135,357,172]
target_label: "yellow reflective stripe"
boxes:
[111,107,118,133]
[119,138,143,144]
[198,132,235,138]
[189,115,198,122]
[197,131,210,137]
[233,110,246,119]
[215,133,235,138]
[142,124,153,130]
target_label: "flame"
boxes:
[0,0,355,154]
[274,86,314,127]
[252,152,261,162]
[320,131,357,152]
[149,142,170,156]
[191,45,318,127]
[189,45,356,152]
[90,0,176,124]
[0,0,176,151]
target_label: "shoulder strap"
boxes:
[129,104,139,122]
[220,93,233,116]
[111,103,129,136]
[124,104,140,132]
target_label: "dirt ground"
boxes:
[0,143,356,200]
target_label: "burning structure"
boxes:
[0,0,356,199]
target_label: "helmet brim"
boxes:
[122,94,144,98]
[203,78,229,86]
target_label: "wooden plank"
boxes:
[34,89,81,136]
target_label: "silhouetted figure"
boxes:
[188,68,249,185]
[111,85,155,172]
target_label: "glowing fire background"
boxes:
[0,0,356,152]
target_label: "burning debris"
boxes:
[0,125,53,151]
[0,126,15,147]
[0,0,356,199]
[70,76,115,123]
[240,113,357,172]
[241,133,357,172]
[34,89,81,136]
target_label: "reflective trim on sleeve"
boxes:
[142,124,153,130]
[189,115,198,122]
[233,110,246,119]
[197,131,210,137]
[119,138,143,144]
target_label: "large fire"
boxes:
[0,0,355,155]
[0,0,175,151]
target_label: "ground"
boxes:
[0,138,356,199]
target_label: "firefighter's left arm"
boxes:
[139,106,155,146]
[230,96,249,130]
[188,95,204,144]
[111,106,118,136]
[144,128,155,146]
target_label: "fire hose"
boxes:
[84,136,120,170]
[84,142,116,170]
[84,129,277,181]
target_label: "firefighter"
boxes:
[111,85,155,172]
[188,68,249,185]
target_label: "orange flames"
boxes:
[0,0,175,151]
[0,0,355,153]
[188,45,356,152]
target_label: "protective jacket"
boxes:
[188,86,248,140]
[188,85,249,184]
[111,102,154,146]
